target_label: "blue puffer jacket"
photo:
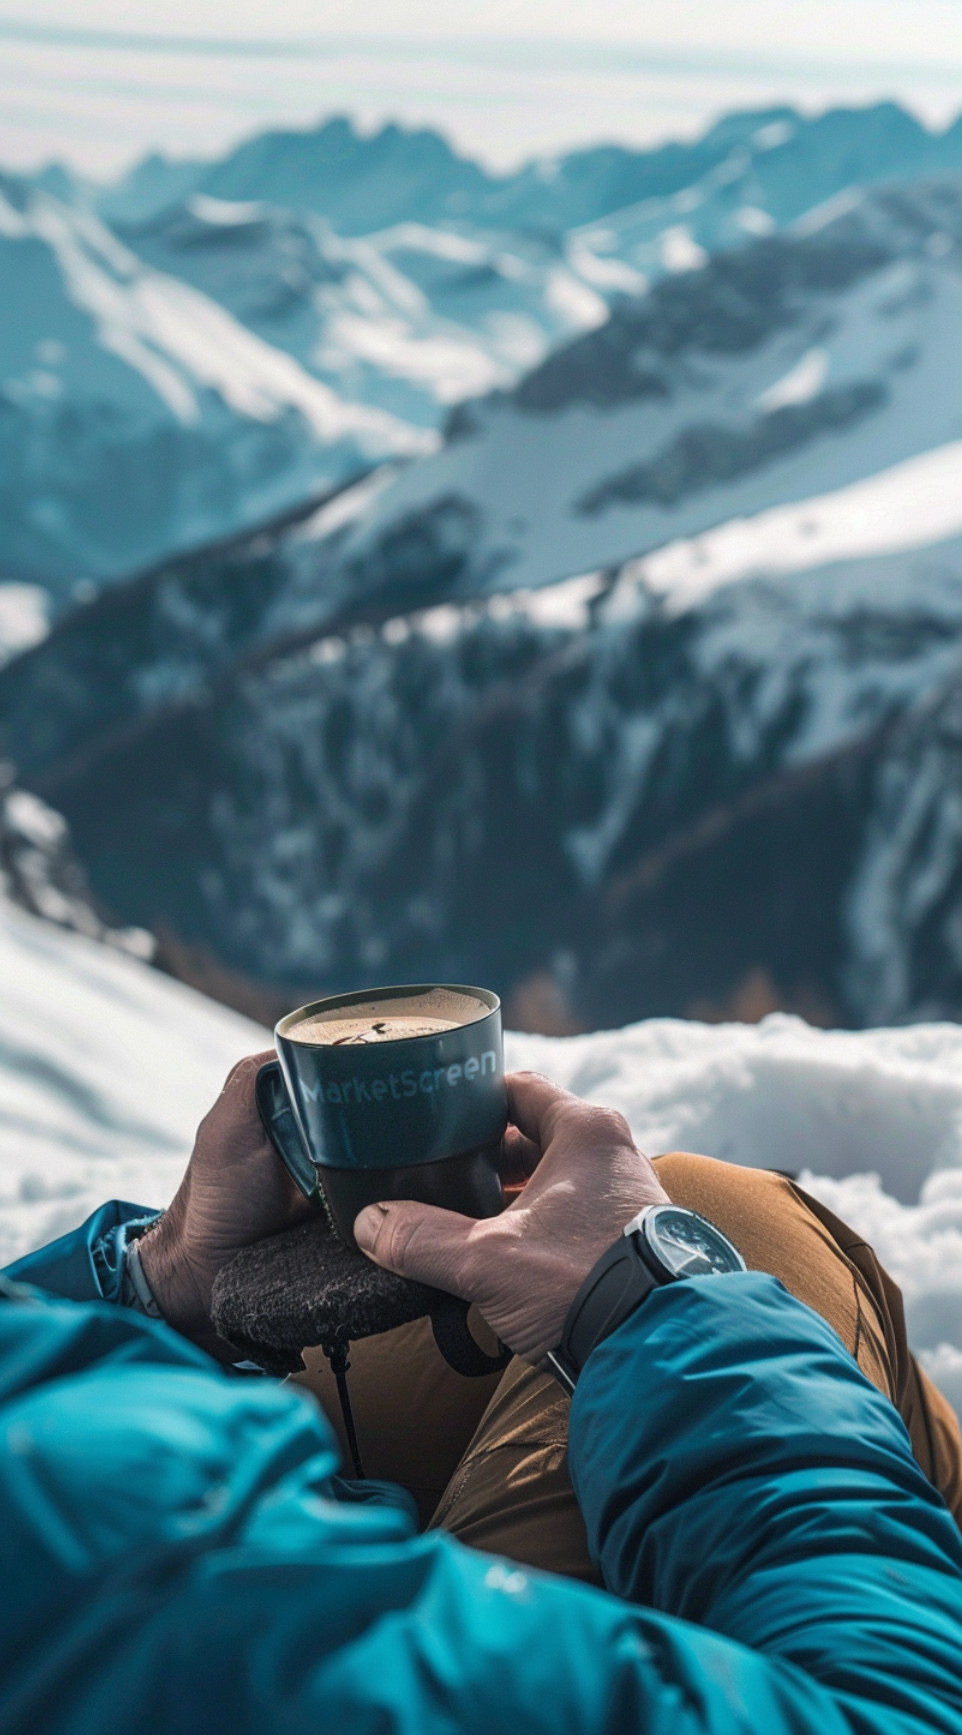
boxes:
[1,1200,961,1734]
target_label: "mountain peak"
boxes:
[198,115,493,234]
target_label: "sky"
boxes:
[3,1,962,177]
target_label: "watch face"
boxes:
[642,1206,744,1279]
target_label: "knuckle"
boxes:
[390,1208,432,1271]
[582,1103,633,1144]
[367,1204,417,1271]
[608,1108,634,1143]
[231,1053,272,1108]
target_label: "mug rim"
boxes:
[276,982,501,1047]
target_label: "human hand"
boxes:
[139,1052,314,1358]
[355,1072,668,1365]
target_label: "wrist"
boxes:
[137,1206,237,1362]
[547,1205,746,1393]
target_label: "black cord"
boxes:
[325,1338,365,1479]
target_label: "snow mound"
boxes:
[508,1016,962,1412]
[1,899,959,1417]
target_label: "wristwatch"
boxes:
[546,1204,746,1395]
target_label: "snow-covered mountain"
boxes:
[96,105,962,485]
[11,100,962,601]
[101,105,962,244]
[11,176,962,750]
[314,180,962,602]
[15,528,961,1025]
[113,197,611,433]
[8,179,962,1028]
[10,161,962,1032]
[0,174,429,601]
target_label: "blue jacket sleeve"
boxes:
[1,1268,960,1735]
[2,1201,159,1303]
[569,1272,962,1732]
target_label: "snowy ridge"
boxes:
[206,528,962,963]
[115,194,611,434]
[14,510,960,1023]
[0,183,432,442]
[101,106,962,263]
[1,891,960,1418]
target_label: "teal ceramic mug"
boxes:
[256,984,507,1247]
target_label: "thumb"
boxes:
[354,1200,479,1296]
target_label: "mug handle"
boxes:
[255,1060,323,1203]
[430,1294,512,1378]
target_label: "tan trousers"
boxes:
[297,1155,962,1585]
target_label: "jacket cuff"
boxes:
[1,1201,162,1304]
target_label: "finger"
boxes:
[354,1200,482,1297]
[505,1071,578,1146]
[223,1050,275,1095]
[499,1125,541,1188]
[196,1051,277,1152]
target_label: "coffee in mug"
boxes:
[256,984,507,1247]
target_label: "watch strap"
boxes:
[547,1231,658,1396]
[121,1217,165,1319]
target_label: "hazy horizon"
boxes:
[4,2,962,179]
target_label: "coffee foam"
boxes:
[288,988,488,1047]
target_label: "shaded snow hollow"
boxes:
[2,892,960,1419]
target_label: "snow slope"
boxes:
[1,892,960,1417]
[320,185,962,602]
[0,176,429,600]
[0,894,267,1263]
